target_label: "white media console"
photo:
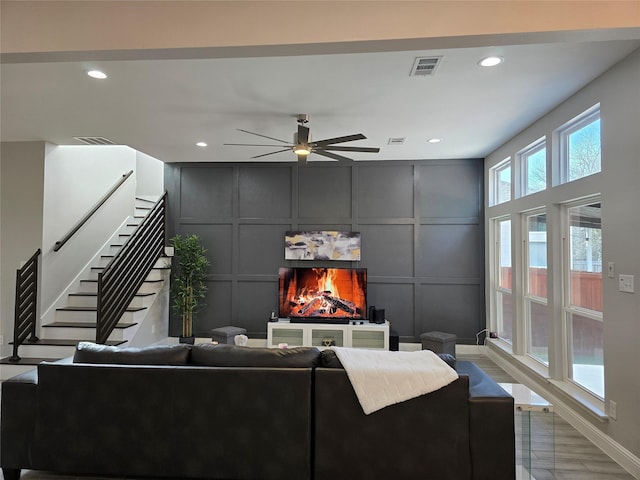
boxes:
[267,320,390,350]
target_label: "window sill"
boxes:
[486,339,608,423]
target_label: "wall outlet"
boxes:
[619,274,635,293]
[609,400,617,420]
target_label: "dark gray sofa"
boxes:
[1,343,514,480]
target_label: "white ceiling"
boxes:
[1,35,639,163]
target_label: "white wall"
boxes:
[135,150,164,198]
[485,48,640,465]
[0,142,46,357]
[40,145,137,313]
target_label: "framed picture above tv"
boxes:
[285,231,361,261]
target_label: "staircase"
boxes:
[0,196,170,379]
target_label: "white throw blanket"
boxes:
[332,347,459,415]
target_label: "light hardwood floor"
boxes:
[1,354,636,480]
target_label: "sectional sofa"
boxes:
[1,342,514,480]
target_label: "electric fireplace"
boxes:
[278,267,367,324]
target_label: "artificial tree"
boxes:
[170,234,209,340]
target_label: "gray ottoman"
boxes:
[420,331,457,358]
[211,326,247,344]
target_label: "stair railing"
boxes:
[10,249,41,362]
[96,193,167,344]
[53,170,134,252]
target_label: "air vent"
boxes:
[73,136,118,145]
[410,56,442,77]
[388,137,406,145]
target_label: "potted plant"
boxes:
[170,234,210,343]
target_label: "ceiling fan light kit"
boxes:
[225,114,380,164]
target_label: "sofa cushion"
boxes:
[320,349,456,369]
[191,344,321,368]
[73,341,191,365]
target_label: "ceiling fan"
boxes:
[224,114,380,163]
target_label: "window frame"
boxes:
[522,209,549,367]
[558,105,601,184]
[490,157,512,206]
[518,138,547,197]
[562,197,603,400]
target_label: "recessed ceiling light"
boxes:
[478,56,503,67]
[87,70,107,79]
[196,142,208,147]
[428,138,441,144]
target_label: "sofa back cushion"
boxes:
[320,348,457,368]
[73,341,191,365]
[191,344,321,368]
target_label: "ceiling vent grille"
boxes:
[410,56,442,77]
[73,136,118,145]
[388,137,406,145]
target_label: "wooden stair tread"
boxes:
[68,291,155,297]
[56,306,146,312]
[42,321,137,329]
[0,357,59,365]
[80,278,163,283]
[10,339,125,347]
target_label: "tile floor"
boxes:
[1,354,636,480]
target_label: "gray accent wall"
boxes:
[165,159,484,344]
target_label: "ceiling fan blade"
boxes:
[313,150,353,163]
[313,133,366,146]
[298,125,310,144]
[225,143,293,147]
[322,146,380,153]
[237,129,290,144]
[250,149,292,159]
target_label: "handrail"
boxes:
[96,193,167,344]
[53,170,134,252]
[10,249,41,362]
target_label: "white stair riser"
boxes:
[55,310,140,324]
[135,207,151,216]
[67,294,156,309]
[18,344,77,358]
[79,280,163,294]
[98,257,170,268]
[87,269,165,281]
[41,326,130,341]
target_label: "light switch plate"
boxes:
[607,262,615,278]
[619,274,634,293]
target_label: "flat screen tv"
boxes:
[278,267,367,324]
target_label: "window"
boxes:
[564,201,603,398]
[524,211,549,365]
[560,107,601,183]
[496,218,512,343]
[490,158,511,205]
[520,139,546,195]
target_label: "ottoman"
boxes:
[211,326,247,344]
[420,331,457,358]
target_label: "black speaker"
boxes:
[368,305,376,322]
[373,308,385,324]
[389,329,399,351]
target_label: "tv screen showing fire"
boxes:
[278,267,367,324]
